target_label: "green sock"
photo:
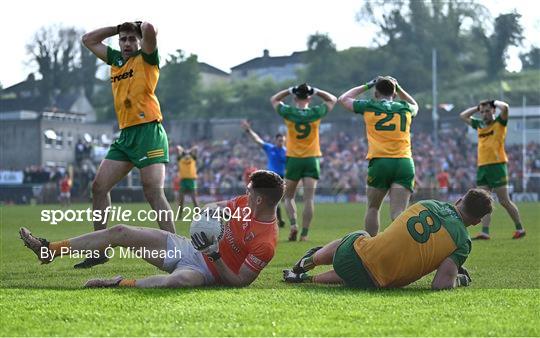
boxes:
[301,227,309,237]
[482,226,490,235]
[515,223,523,230]
[290,218,297,228]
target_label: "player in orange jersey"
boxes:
[19,170,284,288]
[59,173,72,207]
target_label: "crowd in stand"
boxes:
[168,128,540,194]
[17,129,540,197]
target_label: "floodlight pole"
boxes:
[432,48,439,147]
[522,95,527,192]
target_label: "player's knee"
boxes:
[499,198,513,208]
[108,224,131,244]
[165,273,198,288]
[142,184,162,202]
[92,179,108,196]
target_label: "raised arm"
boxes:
[241,120,264,146]
[314,87,337,111]
[81,26,117,62]
[338,82,373,112]
[390,77,418,109]
[189,145,198,157]
[270,88,291,110]
[139,21,157,54]
[176,145,185,156]
[459,106,478,126]
[495,100,509,121]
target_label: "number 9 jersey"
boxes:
[276,103,328,158]
[354,200,471,288]
[353,99,418,159]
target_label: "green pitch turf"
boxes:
[1,202,539,336]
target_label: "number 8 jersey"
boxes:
[276,103,328,158]
[354,200,471,288]
[353,99,418,159]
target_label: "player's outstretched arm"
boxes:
[494,100,510,121]
[270,89,291,110]
[139,21,157,54]
[431,257,471,290]
[241,120,264,146]
[314,87,338,111]
[338,78,377,112]
[459,106,478,126]
[81,26,118,62]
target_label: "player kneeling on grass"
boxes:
[283,189,493,290]
[19,170,285,288]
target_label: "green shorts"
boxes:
[106,122,169,169]
[333,230,376,289]
[180,178,197,192]
[367,157,415,192]
[285,157,320,181]
[477,163,508,188]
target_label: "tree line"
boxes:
[20,1,540,122]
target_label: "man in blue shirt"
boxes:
[242,120,286,227]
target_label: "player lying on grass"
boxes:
[19,170,285,288]
[283,188,493,290]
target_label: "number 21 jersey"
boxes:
[353,99,417,159]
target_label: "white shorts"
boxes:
[60,192,71,198]
[162,234,215,285]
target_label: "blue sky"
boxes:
[1,0,538,87]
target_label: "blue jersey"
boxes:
[262,142,286,176]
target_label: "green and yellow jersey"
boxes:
[353,99,417,159]
[470,116,508,166]
[276,103,328,158]
[354,200,470,288]
[107,47,163,129]
[178,153,197,179]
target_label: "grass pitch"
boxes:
[1,202,539,336]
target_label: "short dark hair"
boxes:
[250,170,285,206]
[479,100,496,109]
[462,188,493,219]
[118,22,141,38]
[275,133,283,139]
[375,78,395,97]
[294,83,312,100]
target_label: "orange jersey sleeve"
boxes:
[205,195,278,281]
